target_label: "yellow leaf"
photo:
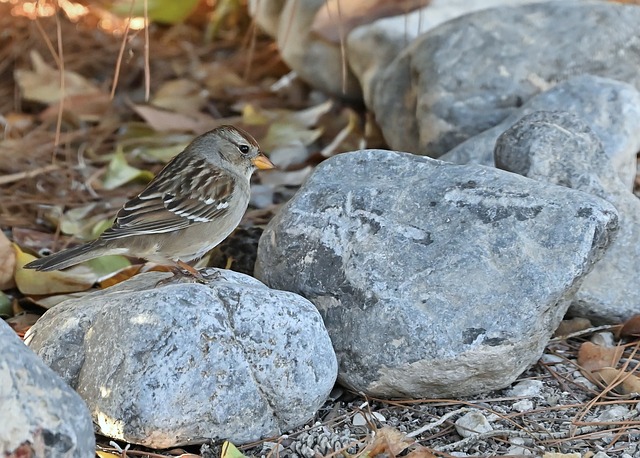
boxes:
[96,451,121,458]
[14,244,96,295]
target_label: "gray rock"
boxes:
[373,1,640,156]
[440,75,640,190]
[0,320,95,458]
[256,150,618,398]
[494,111,640,323]
[24,270,337,448]
[347,0,535,108]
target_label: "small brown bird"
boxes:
[25,125,274,280]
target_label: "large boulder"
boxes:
[495,111,640,323]
[373,1,640,156]
[439,75,640,190]
[255,150,618,398]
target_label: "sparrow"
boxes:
[25,125,275,281]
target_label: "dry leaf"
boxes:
[0,231,16,290]
[15,50,101,104]
[133,104,220,134]
[200,62,247,97]
[5,312,41,337]
[554,317,592,337]
[618,314,640,338]
[594,367,640,394]
[404,447,437,458]
[40,92,112,123]
[577,341,624,375]
[365,427,413,457]
[151,79,208,115]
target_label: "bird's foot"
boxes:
[154,261,206,286]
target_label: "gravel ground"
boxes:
[214,328,640,458]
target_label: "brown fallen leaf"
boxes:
[39,91,113,123]
[151,79,208,115]
[404,448,437,458]
[15,50,101,104]
[594,367,640,395]
[577,341,624,376]
[618,314,640,339]
[133,104,220,134]
[364,426,413,457]
[5,312,41,338]
[554,317,592,337]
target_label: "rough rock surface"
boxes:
[439,75,640,190]
[373,1,640,156]
[25,270,337,448]
[348,0,535,107]
[495,111,640,323]
[255,150,618,398]
[0,320,95,458]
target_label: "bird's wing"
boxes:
[100,155,235,240]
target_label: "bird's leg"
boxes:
[175,260,206,283]
[154,260,206,286]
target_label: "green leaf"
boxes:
[85,256,131,279]
[102,148,154,191]
[221,441,246,458]
[0,291,13,318]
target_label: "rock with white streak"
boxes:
[495,110,640,323]
[439,75,640,190]
[256,149,618,398]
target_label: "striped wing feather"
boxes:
[100,155,234,240]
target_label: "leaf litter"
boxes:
[1,1,639,457]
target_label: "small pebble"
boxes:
[540,354,564,364]
[597,405,629,421]
[573,376,597,390]
[593,452,610,458]
[509,380,544,397]
[454,411,493,438]
[590,331,616,347]
[512,399,534,412]
[352,411,385,426]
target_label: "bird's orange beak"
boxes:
[252,153,275,170]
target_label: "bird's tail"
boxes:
[24,241,109,271]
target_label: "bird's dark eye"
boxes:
[239,145,250,154]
